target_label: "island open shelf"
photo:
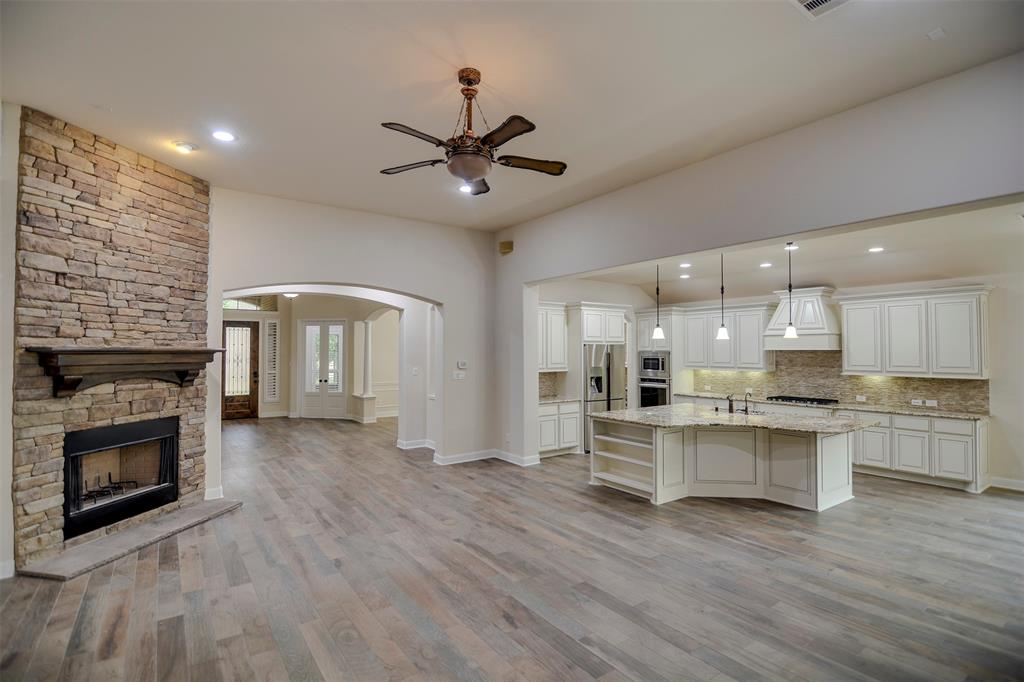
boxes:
[589,405,880,511]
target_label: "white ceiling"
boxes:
[579,203,1024,303]
[2,1,1022,231]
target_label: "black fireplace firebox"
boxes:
[63,416,179,539]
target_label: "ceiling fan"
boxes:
[380,67,567,195]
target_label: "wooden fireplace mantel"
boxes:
[26,347,224,397]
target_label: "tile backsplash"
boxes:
[539,372,559,398]
[693,351,988,413]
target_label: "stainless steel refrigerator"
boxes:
[583,343,627,453]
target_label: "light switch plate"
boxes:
[855,395,867,402]
[452,371,466,380]
[925,399,938,407]
[456,360,468,369]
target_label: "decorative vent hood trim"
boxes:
[763,287,841,351]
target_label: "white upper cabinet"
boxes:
[605,309,627,344]
[930,296,983,376]
[884,301,928,374]
[635,312,671,352]
[682,313,709,368]
[842,303,883,373]
[538,302,568,372]
[709,313,735,368]
[679,304,774,371]
[839,286,989,379]
[570,303,632,345]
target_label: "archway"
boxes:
[205,282,445,498]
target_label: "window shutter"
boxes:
[264,320,280,402]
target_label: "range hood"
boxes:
[763,287,841,351]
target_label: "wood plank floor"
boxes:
[2,417,1023,681]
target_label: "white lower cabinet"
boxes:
[539,401,581,454]
[932,433,973,481]
[859,427,891,469]
[893,429,930,475]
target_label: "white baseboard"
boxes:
[205,486,224,500]
[432,449,540,467]
[990,476,1024,492]
[345,414,377,424]
[259,409,289,418]
[375,406,399,418]
[397,439,433,451]
[0,558,14,579]
[494,450,541,467]
[433,449,496,465]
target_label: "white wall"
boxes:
[984,272,1024,487]
[205,189,496,472]
[496,53,1024,463]
[0,103,20,577]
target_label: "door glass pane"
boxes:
[326,324,343,393]
[224,326,251,396]
[305,324,321,393]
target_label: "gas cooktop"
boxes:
[765,395,840,406]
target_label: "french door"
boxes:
[222,321,259,419]
[301,320,346,418]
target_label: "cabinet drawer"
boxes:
[932,418,974,436]
[853,411,892,428]
[893,415,929,432]
[558,401,580,415]
[539,403,559,416]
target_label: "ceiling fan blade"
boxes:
[497,155,567,176]
[480,115,536,149]
[379,159,445,175]
[381,122,449,148]
[468,178,490,195]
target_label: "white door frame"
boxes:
[296,318,347,419]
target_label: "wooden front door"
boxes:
[222,321,259,419]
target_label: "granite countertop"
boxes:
[671,391,988,420]
[590,404,880,434]
[539,396,581,404]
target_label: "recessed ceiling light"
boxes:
[868,247,885,253]
[459,184,472,193]
[679,263,692,268]
[784,243,798,251]
[926,27,947,41]
[759,262,772,268]
[173,142,196,154]
[283,293,299,299]
[679,274,691,279]
[212,130,236,142]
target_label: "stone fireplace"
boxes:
[11,107,211,568]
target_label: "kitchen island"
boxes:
[588,404,879,511]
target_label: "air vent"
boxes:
[790,0,854,20]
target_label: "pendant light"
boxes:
[716,254,730,341]
[784,242,799,339]
[652,265,665,340]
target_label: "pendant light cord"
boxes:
[655,265,661,327]
[720,254,725,322]
[787,243,794,326]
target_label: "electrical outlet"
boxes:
[745,387,753,394]
[855,395,867,402]
[911,399,924,406]
[452,370,466,380]
[925,399,938,407]
[704,384,711,391]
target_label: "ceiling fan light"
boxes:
[716,324,730,341]
[784,324,799,339]
[651,325,665,341]
[446,153,491,183]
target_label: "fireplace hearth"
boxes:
[63,417,179,540]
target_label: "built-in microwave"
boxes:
[639,351,669,378]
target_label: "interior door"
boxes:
[222,321,259,419]
[301,320,346,419]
